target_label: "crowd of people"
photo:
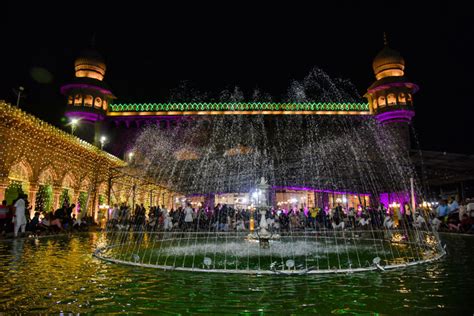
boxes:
[106,199,463,233]
[2,194,473,238]
[0,195,92,238]
[432,196,474,233]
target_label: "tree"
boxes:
[5,181,24,205]
[59,189,71,208]
[78,192,89,214]
[35,184,53,212]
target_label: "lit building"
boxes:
[0,102,175,221]
[14,40,472,214]
[55,40,422,210]
[364,35,419,154]
[62,49,116,146]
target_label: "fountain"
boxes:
[93,69,445,275]
[93,113,445,274]
[246,178,280,248]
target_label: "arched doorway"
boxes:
[36,168,56,213]
[6,161,32,205]
[60,172,76,212]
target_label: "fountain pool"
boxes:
[0,232,471,314]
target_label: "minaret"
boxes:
[364,34,419,155]
[61,49,115,146]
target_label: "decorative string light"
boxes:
[109,102,370,113]
[0,101,175,219]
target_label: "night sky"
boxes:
[2,2,473,154]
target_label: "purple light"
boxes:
[379,119,414,124]
[379,192,412,210]
[60,84,113,96]
[271,186,370,196]
[367,82,420,94]
[66,111,104,122]
[375,110,415,124]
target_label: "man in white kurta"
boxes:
[13,195,27,237]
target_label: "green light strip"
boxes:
[109,102,370,112]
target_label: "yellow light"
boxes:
[391,233,404,243]
[0,101,177,217]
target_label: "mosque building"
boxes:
[58,39,420,211]
[1,39,472,220]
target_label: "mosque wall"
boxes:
[0,101,174,222]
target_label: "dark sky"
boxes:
[2,1,473,154]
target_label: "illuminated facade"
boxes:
[364,36,418,153]
[0,101,175,220]
[62,49,116,146]
[58,42,418,210]
[0,40,418,214]
[62,43,416,152]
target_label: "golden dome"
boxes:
[74,49,106,81]
[372,46,405,80]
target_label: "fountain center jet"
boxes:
[247,178,280,248]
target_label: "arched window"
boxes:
[398,93,407,104]
[372,98,378,110]
[102,99,108,111]
[38,168,55,185]
[68,95,73,105]
[94,97,102,108]
[387,93,397,105]
[62,173,76,189]
[407,93,413,105]
[9,161,32,183]
[74,94,82,106]
[377,96,386,107]
[84,95,93,107]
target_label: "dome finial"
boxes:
[383,32,388,46]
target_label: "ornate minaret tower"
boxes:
[365,35,419,154]
[61,49,115,146]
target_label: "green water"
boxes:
[103,233,431,272]
[0,233,472,314]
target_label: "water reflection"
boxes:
[0,233,472,314]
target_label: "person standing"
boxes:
[448,196,459,215]
[163,209,173,231]
[309,207,318,229]
[348,207,356,228]
[13,194,27,237]
[467,199,474,218]
[65,203,75,229]
[436,199,449,221]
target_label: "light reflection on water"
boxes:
[0,233,472,314]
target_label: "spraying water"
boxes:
[94,68,445,274]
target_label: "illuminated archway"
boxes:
[38,167,57,185]
[6,160,32,204]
